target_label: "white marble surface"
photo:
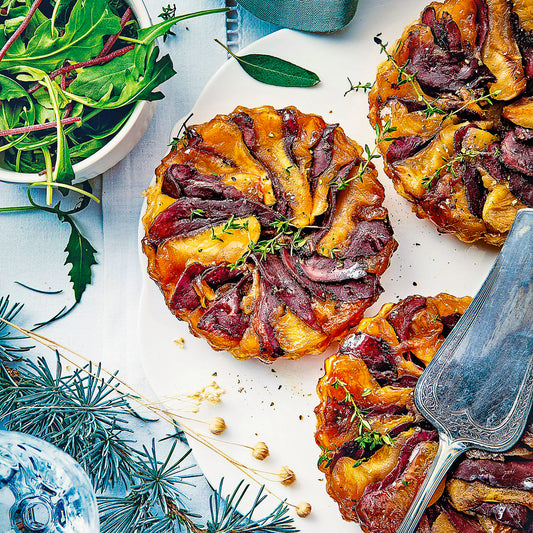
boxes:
[0,0,278,520]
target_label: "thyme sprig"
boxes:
[444,89,501,122]
[422,147,490,189]
[374,34,501,121]
[334,119,397,191]
[228,216,308,269]
[344,77,373,97]
[317,445,335,469]
[374,34,444,119]
[330,378,394,452]
[210,216,250,241]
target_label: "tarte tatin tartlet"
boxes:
[315,294,533,532]
[142,106,397,362]
[369,0,533,246]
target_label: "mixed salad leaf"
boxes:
[0,0,224,306]
[0,0,224,178]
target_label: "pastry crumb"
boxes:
[188,381,225,412]
[174,338,185,348]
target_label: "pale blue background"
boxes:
[0,0,278,522]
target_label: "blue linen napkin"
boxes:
[236,0,359,32]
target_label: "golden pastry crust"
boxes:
[369,0,533,246]
[315,294,533,532]
[142,106,397,362]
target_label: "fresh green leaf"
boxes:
[3,16,26,35]
[74,105,134,141]
[69,137,106,161]
[0,75,35,152]
[4,4,48,37]
[65,47,175,109]
[39,73,75,186]
[1,0,122,70]
[215,39,320,88]
[135,8,228,45]
[67,47,138,101]
[0,75,35,127]
[60,214,97,303]
[0,73,31,101]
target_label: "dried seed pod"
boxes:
[296,502,312,518]
[252,441,269,460]
[279,466,296,486]
[209,416,226,435]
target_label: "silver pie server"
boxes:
[396,208,533,533]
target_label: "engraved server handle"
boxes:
[396,436,468,533]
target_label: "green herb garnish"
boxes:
[228,215,310,270]
[214,38,320,88]
[344,77,373,96]
[422,147,491,189]
[374,34,501,121]
[318,445,335,469]
[334,119,397,191]
[331,378,394,452]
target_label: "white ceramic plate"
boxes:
[138,2,498,530]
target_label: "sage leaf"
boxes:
[215,39,320,88]
[60,214,97,303]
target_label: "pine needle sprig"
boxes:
[130,441,198,510]
[99,440,200,532]
[0,355,143,491]
[0,296,30,361]
[207,480,297,533]
[0,308,302,532]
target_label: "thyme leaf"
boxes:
[374,34,501,121]
[334,119,397,191]
[422,147,491,189]
[330,378,394,453]
[344,77,373,97]
[228,216,308,269]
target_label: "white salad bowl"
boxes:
[0,0,156,184]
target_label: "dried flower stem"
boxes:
[0,319,296,503]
